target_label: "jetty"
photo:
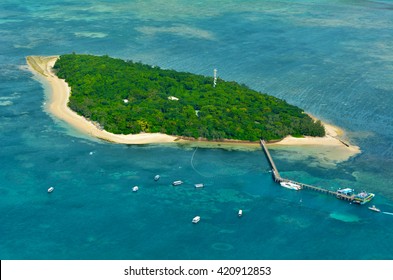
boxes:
[260,140,354,202]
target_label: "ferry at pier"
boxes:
[352,191,375,204]
[280,181,302,191]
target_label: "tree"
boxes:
[54,54,326,141]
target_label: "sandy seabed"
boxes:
[26,56,360,161]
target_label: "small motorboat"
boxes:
[238,209,243,217]
[194,183,204,188]
[172,180,183,186]
[154,175,160,181]
[192,216,201,224]
[368,205,381,212]
[47,187,54,193]
[132,186,139,192]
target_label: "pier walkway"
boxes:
[260,139,354,202]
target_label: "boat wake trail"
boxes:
[382,212,393,216]
[190,147,213,178]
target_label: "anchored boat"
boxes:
[132,186,139,192]
[154,175,160,181]
[47,187,54,193]
[192,216,200,224]
[194,183,204,188]
[172,180,183,186]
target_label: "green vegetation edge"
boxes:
[53,54,325,142]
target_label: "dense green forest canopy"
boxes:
[53,54,325,141]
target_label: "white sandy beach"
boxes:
[26,55,360,160]
[272,120,358,149]
[268,114,361,162]
[27,56,180,144]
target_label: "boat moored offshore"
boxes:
[280,181,302,191]
[192,216,201,224]
[154,175,160,181]
[194,183,204,188]
[172,180,183,186]
[132,186,139,192]
[47,187,54,193]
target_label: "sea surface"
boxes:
[1,0,393,260]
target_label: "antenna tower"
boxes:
[213,68,217,87]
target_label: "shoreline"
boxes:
[26,55,361,158]
[27,56,181,144]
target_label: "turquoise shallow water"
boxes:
[1,0,393,259]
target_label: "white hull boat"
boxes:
[280,181,301,191]
[368,205,381,212]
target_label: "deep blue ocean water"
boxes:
[1,0,393,259]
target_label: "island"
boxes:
[26,54,360,160]
[52,54,325,141]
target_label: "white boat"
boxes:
[172,180,183,186]
[154,175,160,181]
[47,187,54,193]
[280,181,302,191]
[194,183,204,188]
[238,209,243,217]
[192,216,201,224]
[132,186,139,192]
[337,188,354,195]
[368,205,381,212]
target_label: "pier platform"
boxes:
[260,139,354,202]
